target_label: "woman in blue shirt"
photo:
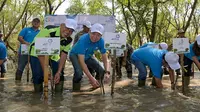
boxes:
[184,34,200,86]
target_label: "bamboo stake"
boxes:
[111,49,116,96]
[44,56,49,99]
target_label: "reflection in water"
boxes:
[0,71,200,112]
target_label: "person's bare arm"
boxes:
[192,56,200,70]
[168,68,175,84]
[101,53,109,72]
[18,36,29,45]
[0,60,3,66]
[54,52,67,84]
[78,54,99,88]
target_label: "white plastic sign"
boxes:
[35,38,60,55]
[21,44,29,55]
[103,32,127,50]
[173,38,189,54]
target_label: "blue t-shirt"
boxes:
[0,42,7,60]
[184,43,200,60]
[18,27,40,52]
[70,33,106,60]
[131,47,167,78]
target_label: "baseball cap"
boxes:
[83,21,91,28]
[90,23,104,35]
[159,42,168,50]
[196,34,200,45]
[178,29,185,34]
[65,19,77,31]
[164,52,180,70]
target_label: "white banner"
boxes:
[44,15,116,32]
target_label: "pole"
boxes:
[111,0,116,96]
[181,54,185,94]
[111,49,116,95]
[44,56,49,99]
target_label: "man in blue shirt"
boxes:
[184,34,200,87]
[0,31,7,69]
[70,23,110,91]
[131,47,180,88]
[15,18,40,81]
[0,30,7,78]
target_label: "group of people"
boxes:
[0,17,199,94]
[12,18,111,93]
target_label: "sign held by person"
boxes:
[173,38,189,54]
[21,44,29,55]
[35,38,60,55]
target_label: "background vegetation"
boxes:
[0,0,199,58]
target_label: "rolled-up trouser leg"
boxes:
[30,56,44,92]
[49,59,64,92]
[183,56,193,87]
[15,54,28,80]
[126,60,132,78]
[131,59,147,87]
[70,54,83,91]
[30,56,43,83]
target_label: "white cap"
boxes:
[164,52,180,70]
[83,21,91,28]
[196,34,200,45]
[90,23,104,35]
[178,29,185,33]
[64,19,77,31]
[159,42,168,50]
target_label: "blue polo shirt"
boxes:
[184,43,200,60]
[0,42,7,60]
[70,33,106,60]
[131,47,167,78]
[18,27,40,52]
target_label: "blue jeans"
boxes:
[17,54,28,72]
[0,61,6,74]
[70,54,104,83]
[131,59,147,80]
[85,57,104,80]
[30,56,64,84]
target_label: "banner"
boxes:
[44,15,116,32]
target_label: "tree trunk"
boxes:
[150,0,158,42]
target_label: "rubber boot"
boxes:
[184,76,190,87]
[138,80,146,87]
[127,73,132,79]
[15,69,22,81]
[148,71,153,78]
[73,82,81,92]
[1,73,5,78]
[55,81,64,93]
[34,84,43,93]
[151,77,156,86]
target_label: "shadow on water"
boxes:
[0,69,200,112]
